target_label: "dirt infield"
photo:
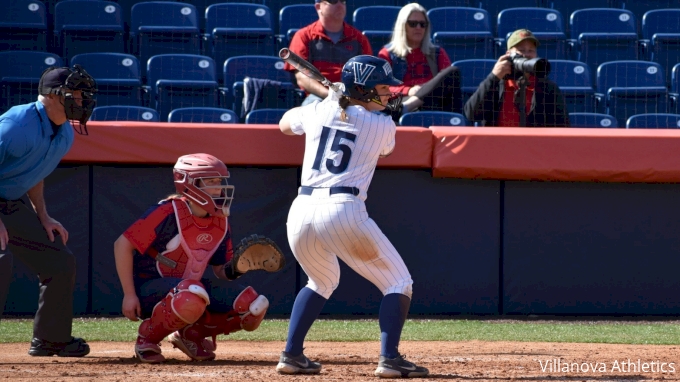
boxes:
[1,340,679,381]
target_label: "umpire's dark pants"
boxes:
[0,198,77,343]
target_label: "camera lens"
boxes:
[509,54,551,78]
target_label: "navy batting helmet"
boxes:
[341,55,402,104]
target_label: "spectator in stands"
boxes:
[0,65,97,357]
[464,29,570,127]
[378,3,462,120]
[285,0,372,105]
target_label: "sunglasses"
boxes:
[323,0,346,4]
[406,20,428,28]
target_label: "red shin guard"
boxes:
[138,280,210,344]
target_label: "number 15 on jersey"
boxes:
[312,126,357,174]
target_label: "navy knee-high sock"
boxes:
[379,293,411,359]
[285,287,327,356]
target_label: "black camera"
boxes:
[507,52,551,78]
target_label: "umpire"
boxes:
[0,65,97,357]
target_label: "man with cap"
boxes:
[0,65,97,357]
[464,29,570,127]
[285,0,372,105]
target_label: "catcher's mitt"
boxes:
[232,234,286,274]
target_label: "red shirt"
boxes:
[285,20,372,87]
[378,46,452,95]
[498,77,536,127]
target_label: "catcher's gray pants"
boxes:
[0,198,77,343]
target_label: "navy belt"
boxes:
[299,186,359,196]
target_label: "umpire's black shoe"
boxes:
[28,337,90,357]
[276,350,322,374]
[375,353,429,378]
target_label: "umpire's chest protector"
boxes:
[155,200,227,280]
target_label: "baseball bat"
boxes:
[279,48,340,93]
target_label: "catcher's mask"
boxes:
[39,64,98,135]
[173,153,235,217]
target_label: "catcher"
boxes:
[113,153,285,363]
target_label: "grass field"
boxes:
[2,317,680,345]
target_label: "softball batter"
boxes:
[276,55,429,378]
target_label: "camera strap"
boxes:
[516,77,528,127]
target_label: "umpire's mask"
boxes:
[39,64,98,135]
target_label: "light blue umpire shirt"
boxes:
[0,101,74,200]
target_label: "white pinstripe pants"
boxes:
[286,189,413,300]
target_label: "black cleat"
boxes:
[375,353,429,378]
[276,350,322,374]
[28,337,90,357]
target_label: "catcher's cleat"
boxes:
[374,354,429,378]
[134,337,166,364]
[28,337,90,357]
[276,350,322,375]
[168,330,216,361]
[232,234,286,273]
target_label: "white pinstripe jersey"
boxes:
[288,97,395,200]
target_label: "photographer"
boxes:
[464,29,570,127]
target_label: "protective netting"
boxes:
[1,0,679,128]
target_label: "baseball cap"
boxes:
[38,67,72,95]
[507,29,540,50]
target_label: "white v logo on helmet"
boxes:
[352,62,376,85]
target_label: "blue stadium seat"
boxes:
[182,0,266,32]
[205,3,275,69]
[354,6,402,54]
[497,8,567,60]
[70,53,143,107]
[90,105,159,122]
[596,60,668,125]
[130,2,201,77]
[223,55,295,118]
[0,0,48,52]
[620,0,678,33]
[399,111,470,127]
[404,0,480,10]
[670,63,680,114]
[277,4,318,51]
[452,59,496,104]
[428,7,495,62]
[53,0,125,61]
[568,112,618,128]
[245,108,287,124]
[168,107,238,123]
[641,9,680,84]
[0,51,63,113]
[482,0,542,29]
[147,54,219,122]
[549,60,595,113]
[626,113,680,129]
[548,0,615,33]
[570,8,639,75]
[346,0,398,27]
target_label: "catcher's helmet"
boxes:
[341,55,402,104]
[173,153,235,217]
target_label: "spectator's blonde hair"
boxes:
[386,3,436,58]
